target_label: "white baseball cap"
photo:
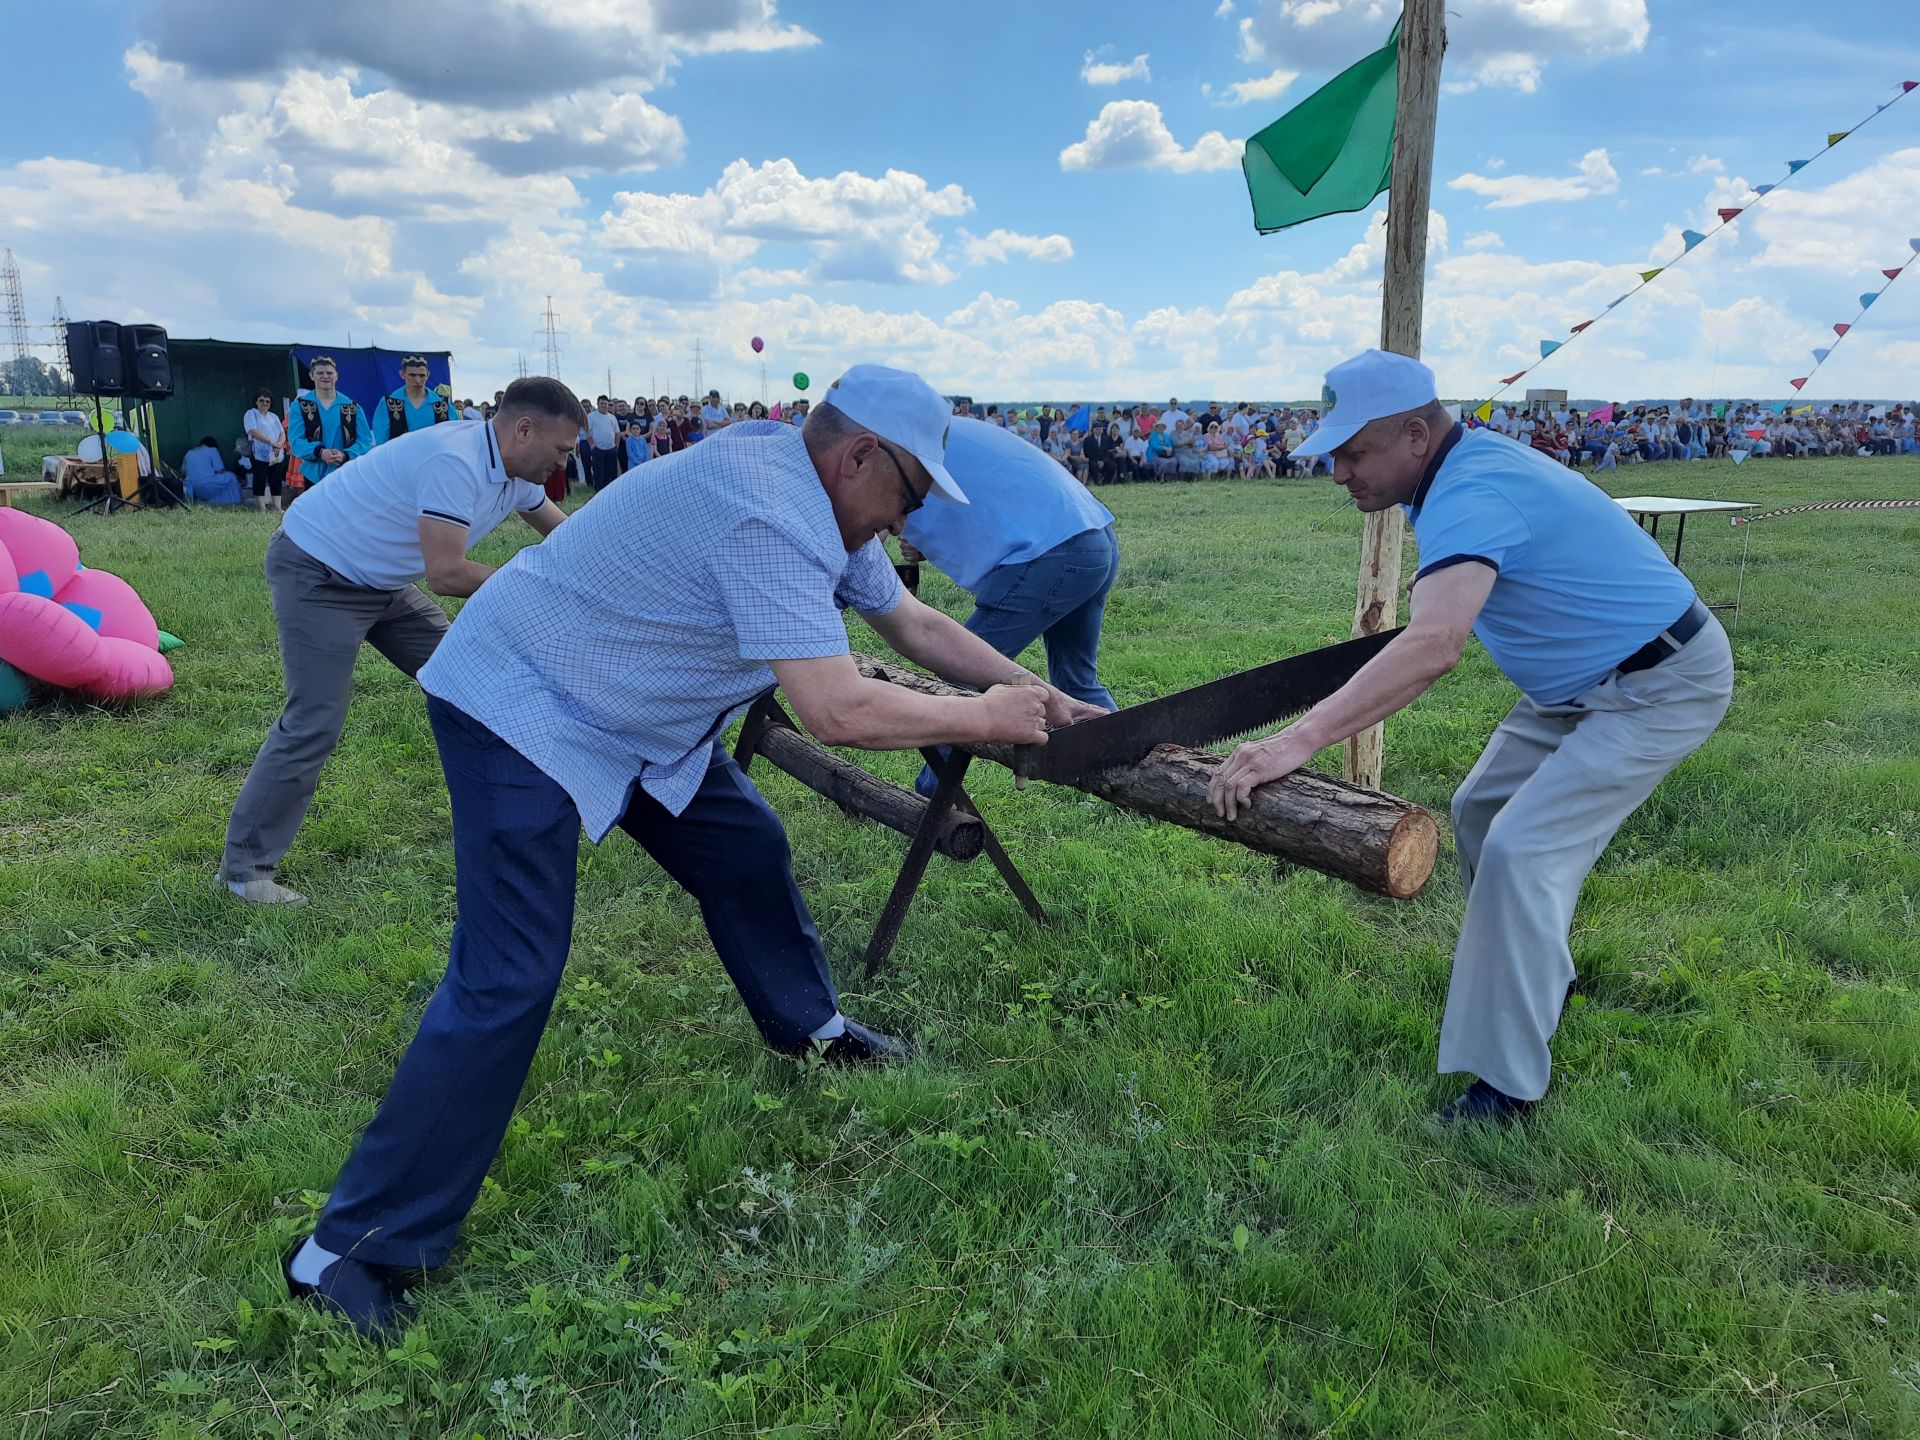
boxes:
[1289,349,1440,458]
[817,364,968,505]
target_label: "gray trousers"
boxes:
[1437,617,1734,1101]
[221,530,449,881]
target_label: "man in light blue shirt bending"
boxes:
[1209,350,1733,1128]
[283,365,1103,1337]
[899,414,1119,794]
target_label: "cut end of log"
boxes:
[1383,807,1440,899]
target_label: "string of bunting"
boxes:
[1784,240,1920,395]
[1730,498,1920,526]
[1471,77,1918,418]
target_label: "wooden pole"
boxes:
[1343,0,1445,791]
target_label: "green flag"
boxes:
[1242,21,1401,235]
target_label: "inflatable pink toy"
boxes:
[0,509,173,710]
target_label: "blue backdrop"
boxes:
[290,346,453,408]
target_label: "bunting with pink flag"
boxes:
[1465,76,1917,415]
[1782,243,1919,398]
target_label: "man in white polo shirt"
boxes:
[1208,350,1733,1126]
[218,376,578,905]
[282,364,1097,1336]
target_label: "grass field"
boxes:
[2,454,1917,1438]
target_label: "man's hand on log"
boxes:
[1208,728,1320,821]
[979,682,1052,744]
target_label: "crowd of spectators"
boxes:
[456,387,1918,496]
[1480,398,1919,470]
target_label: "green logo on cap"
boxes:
[941,423,949,450]
[1322,383,1338,410]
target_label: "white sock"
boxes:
[809,1012,847,1044]
[289,1236,341,1285]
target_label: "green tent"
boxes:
[144,340,454,474]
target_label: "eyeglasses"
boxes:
[876,440,926,516]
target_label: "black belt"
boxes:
[1617,598,1710,675]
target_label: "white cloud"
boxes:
[1238,0,1647,95]
[1216,0,1236,14]
[1449,148,1620,208]
[599,158,977,292]
[959,229,1075,264]
[1214,67,1300,106]
[1688,154,1726,175]
[1465,230,1503,249]
[1060,101,1242,173]
[134,0,816,106]
[1082,50,1151,86]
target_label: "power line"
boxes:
[2,249,30,364]
[538,297,567,379]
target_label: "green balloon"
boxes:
[792,372,810,392]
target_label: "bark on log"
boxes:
[753,723,985,862]
[851,654,1437,898]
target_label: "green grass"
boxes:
[2,457,1917,1438]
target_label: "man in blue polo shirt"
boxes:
[899,413,1119,794]
[218,377,576,905]
[287,355,370,484]
[1209,349,1733,1125]
[282,364,1097,1335]
[371,355,455,445]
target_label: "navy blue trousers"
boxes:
[314,695,837,1268]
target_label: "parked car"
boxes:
[0,410,20,425]
[61,411,89,425]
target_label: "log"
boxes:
[851,654,1437,898]
[753,722,985,862]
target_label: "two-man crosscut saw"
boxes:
[1011,627,1403,786]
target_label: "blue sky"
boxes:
[1,1,1916,403]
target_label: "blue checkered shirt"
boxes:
[418,421,904,839]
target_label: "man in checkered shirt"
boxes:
[286,365,1106,1335]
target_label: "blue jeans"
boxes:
[916,525,1119,796]
[314,696,837,1269]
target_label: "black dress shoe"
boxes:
[1434,1079,1538,1127]
[818,1018,914,1068]
[283,1243,418,1338]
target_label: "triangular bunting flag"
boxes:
[1681,229,1706,251]
[1539,341,1561,358]
[1499,371,1525,385]
[1606,294,1628,309]
[1473,401,1493,423]
[1570,321,1593,334]
[1717,207,1743,222]
[1911,238,1920,253]
[1639,268,1663,282]
[1789,378,1806,390]
[1860,293,1878,309]
[1812,347,1831,363]
[1731,449,1748,465]
[1833,323,1851,336]
[1827,131,1849,146]
[1787,160,1809,173]
[1754,184,1775,195]
[1906,81,1918,92]
[1886,268,1904,280]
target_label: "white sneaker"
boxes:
[220,875,308,906]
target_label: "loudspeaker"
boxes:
[67,320,126,396]
[121,324,173,400]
